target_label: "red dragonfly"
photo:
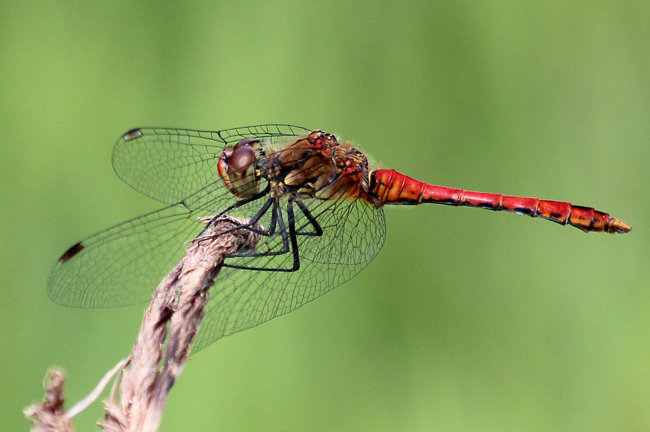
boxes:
[48,125,631,351]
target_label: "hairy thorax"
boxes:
[262,131,373,204]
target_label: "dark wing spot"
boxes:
[123,129,143,141]
[59,242,84,263]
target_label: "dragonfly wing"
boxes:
[112,124,311,204]
[192,196,386,352]
[47,179,241,307]
[215,124,312,144]
[50,124,314,308]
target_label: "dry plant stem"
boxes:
[26,360,126,432]
[25,369,72,432]
[67,359,129,419]
[27,216,258,432]
[99,215,259,432]
[53,215,255,432]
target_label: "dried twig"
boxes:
[27,216,259,432]
[25,369,72,432]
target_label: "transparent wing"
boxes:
[47,180,230,307]
[192,195,386,352]
[50,124,387,352]
[48,182,386,345]
[112,124,311,204]
[48,134,344,308]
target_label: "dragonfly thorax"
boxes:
[266,131,372,202]
[219,131,373,204]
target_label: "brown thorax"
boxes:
[266,131,371,202]
[218,130,372,203]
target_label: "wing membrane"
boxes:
[112,124,311,204]
[48,203,200,307]
[49,124,387,352]
[192,196,386,352]
[48,178,238,307]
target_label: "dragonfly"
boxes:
[48,124,632,352]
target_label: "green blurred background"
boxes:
[1,1,649,431]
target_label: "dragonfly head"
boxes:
[218,138,264,198]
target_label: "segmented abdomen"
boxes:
[369,169,631,234]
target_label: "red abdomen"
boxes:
[369,169,631,234]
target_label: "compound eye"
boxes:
[229,144,256,173]
[233,137,260,150]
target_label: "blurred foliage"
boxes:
[1,1,649,431]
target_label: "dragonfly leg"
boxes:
[223,198,301,272]
[295,200,323,237]
[196,183,271,238]
[199,196,276,243]
[226,201,291,258]
[285,199,301,271]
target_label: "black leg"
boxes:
[295,200,324,237]
[203,196,276,242]
[226,201,291,258]
[285,199,301,271]
[223,198,301,272]
[265,200,279,236]
[197,183,271,238]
